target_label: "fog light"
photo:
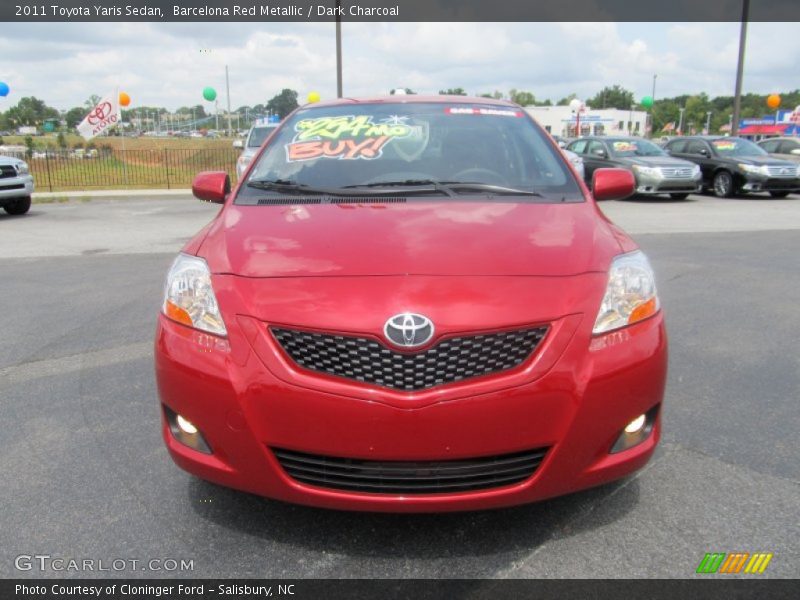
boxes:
[176,414,198,435]
[164,405,212,454]
[610,405,659,454]
[624,414,646,434]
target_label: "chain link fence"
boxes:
[10,147,241,192]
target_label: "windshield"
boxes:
[608,139,666,157]
[711,138,767,157]
[248,126,277,148]
[238,102,582,203]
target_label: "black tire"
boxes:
[3,196,31,215]
[669,193,690,200]
[712,171,735,198]
[769,191,790,198]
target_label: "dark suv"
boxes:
[664,136,800,198]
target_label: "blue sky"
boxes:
[0,22,797,111]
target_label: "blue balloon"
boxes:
[0,81,9,97]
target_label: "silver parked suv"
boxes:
[0,155,34,215]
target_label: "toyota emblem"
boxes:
[384,313,434,348]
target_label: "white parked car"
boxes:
[234,121,279,178]
[562,148,585,180]
[0,155,34,215]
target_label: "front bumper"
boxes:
[0,174,34,201]
[155,306,667,512]
[634,173,701,195]
[740,176,800,193]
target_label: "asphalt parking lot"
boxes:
[0,192,798,578]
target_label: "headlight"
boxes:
[691,164,701,176]
[738,163,768,176]
[15,162,29,175]
[162,254,227,336]
[593,250,660,335]
[632,165,662,178]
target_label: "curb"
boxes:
[33,189,192,199]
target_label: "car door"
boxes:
[583,140,611,181]
[567,139,590,181]
[681,139,716,185]
[778,139,800,164]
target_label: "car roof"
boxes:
[758,136,799,142]
[306,95,520,109]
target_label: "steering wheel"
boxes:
[451,167,506,185]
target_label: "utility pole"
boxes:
[225,64,232,137]
[731,0,750,136]
[335,0,343,97]
[705,111,712,134]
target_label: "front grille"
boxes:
[0,183,24,191]
[0,165,17,179]
[766,165,798,178]
[660,167,694,178]
[272,326,548,392]
[272,447,548,494]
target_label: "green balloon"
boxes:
[202,87,217,102]
[641,95,654,108]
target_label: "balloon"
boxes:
[641,95,654,109]
[766,94,781,109]
[307,91,321,104]
[202,87,217,102]
[119,91,131,107]
[0,81,9,97]
[568,98,584,112]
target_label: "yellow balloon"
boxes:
[119,91,131,107]
[307,91,321,104]
[766,94,781,109]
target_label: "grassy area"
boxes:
[2,134,242,192]
[1,133,238,151]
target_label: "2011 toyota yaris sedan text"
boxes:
[155,96,667,512]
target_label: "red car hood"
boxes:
[198,201,623,277]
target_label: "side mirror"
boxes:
[592,168,635,201]
[592,148,607,158]
[192,171,230,204]
[232,139,244,149]
[790,148,800,156]
[698,148,710,157]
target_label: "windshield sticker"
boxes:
[612,141,636,152]
[712,140,736,150]
[286,115,412,162]
[445,107,523,117]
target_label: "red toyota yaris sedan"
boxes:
[155,96,667,512]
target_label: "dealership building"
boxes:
[524,105,649,138]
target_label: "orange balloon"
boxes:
[119,91,131,107]
[766,94,781,109]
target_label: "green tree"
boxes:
[556,93,578,106]
[5,96,59,127]
[586,85,635,110]
[439,88,467,95]
[266,89,299,119]
[57,132,67,149]
[23,135,34,158]
[509,89,536,106]
[479,90,504,100]
[64,106,87,129]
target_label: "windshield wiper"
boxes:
[342,179,457,197]
[246,178,335,195]
[444,182,544,197]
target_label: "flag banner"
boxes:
[76,91,120,140]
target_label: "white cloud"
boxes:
[0,22,797,112]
